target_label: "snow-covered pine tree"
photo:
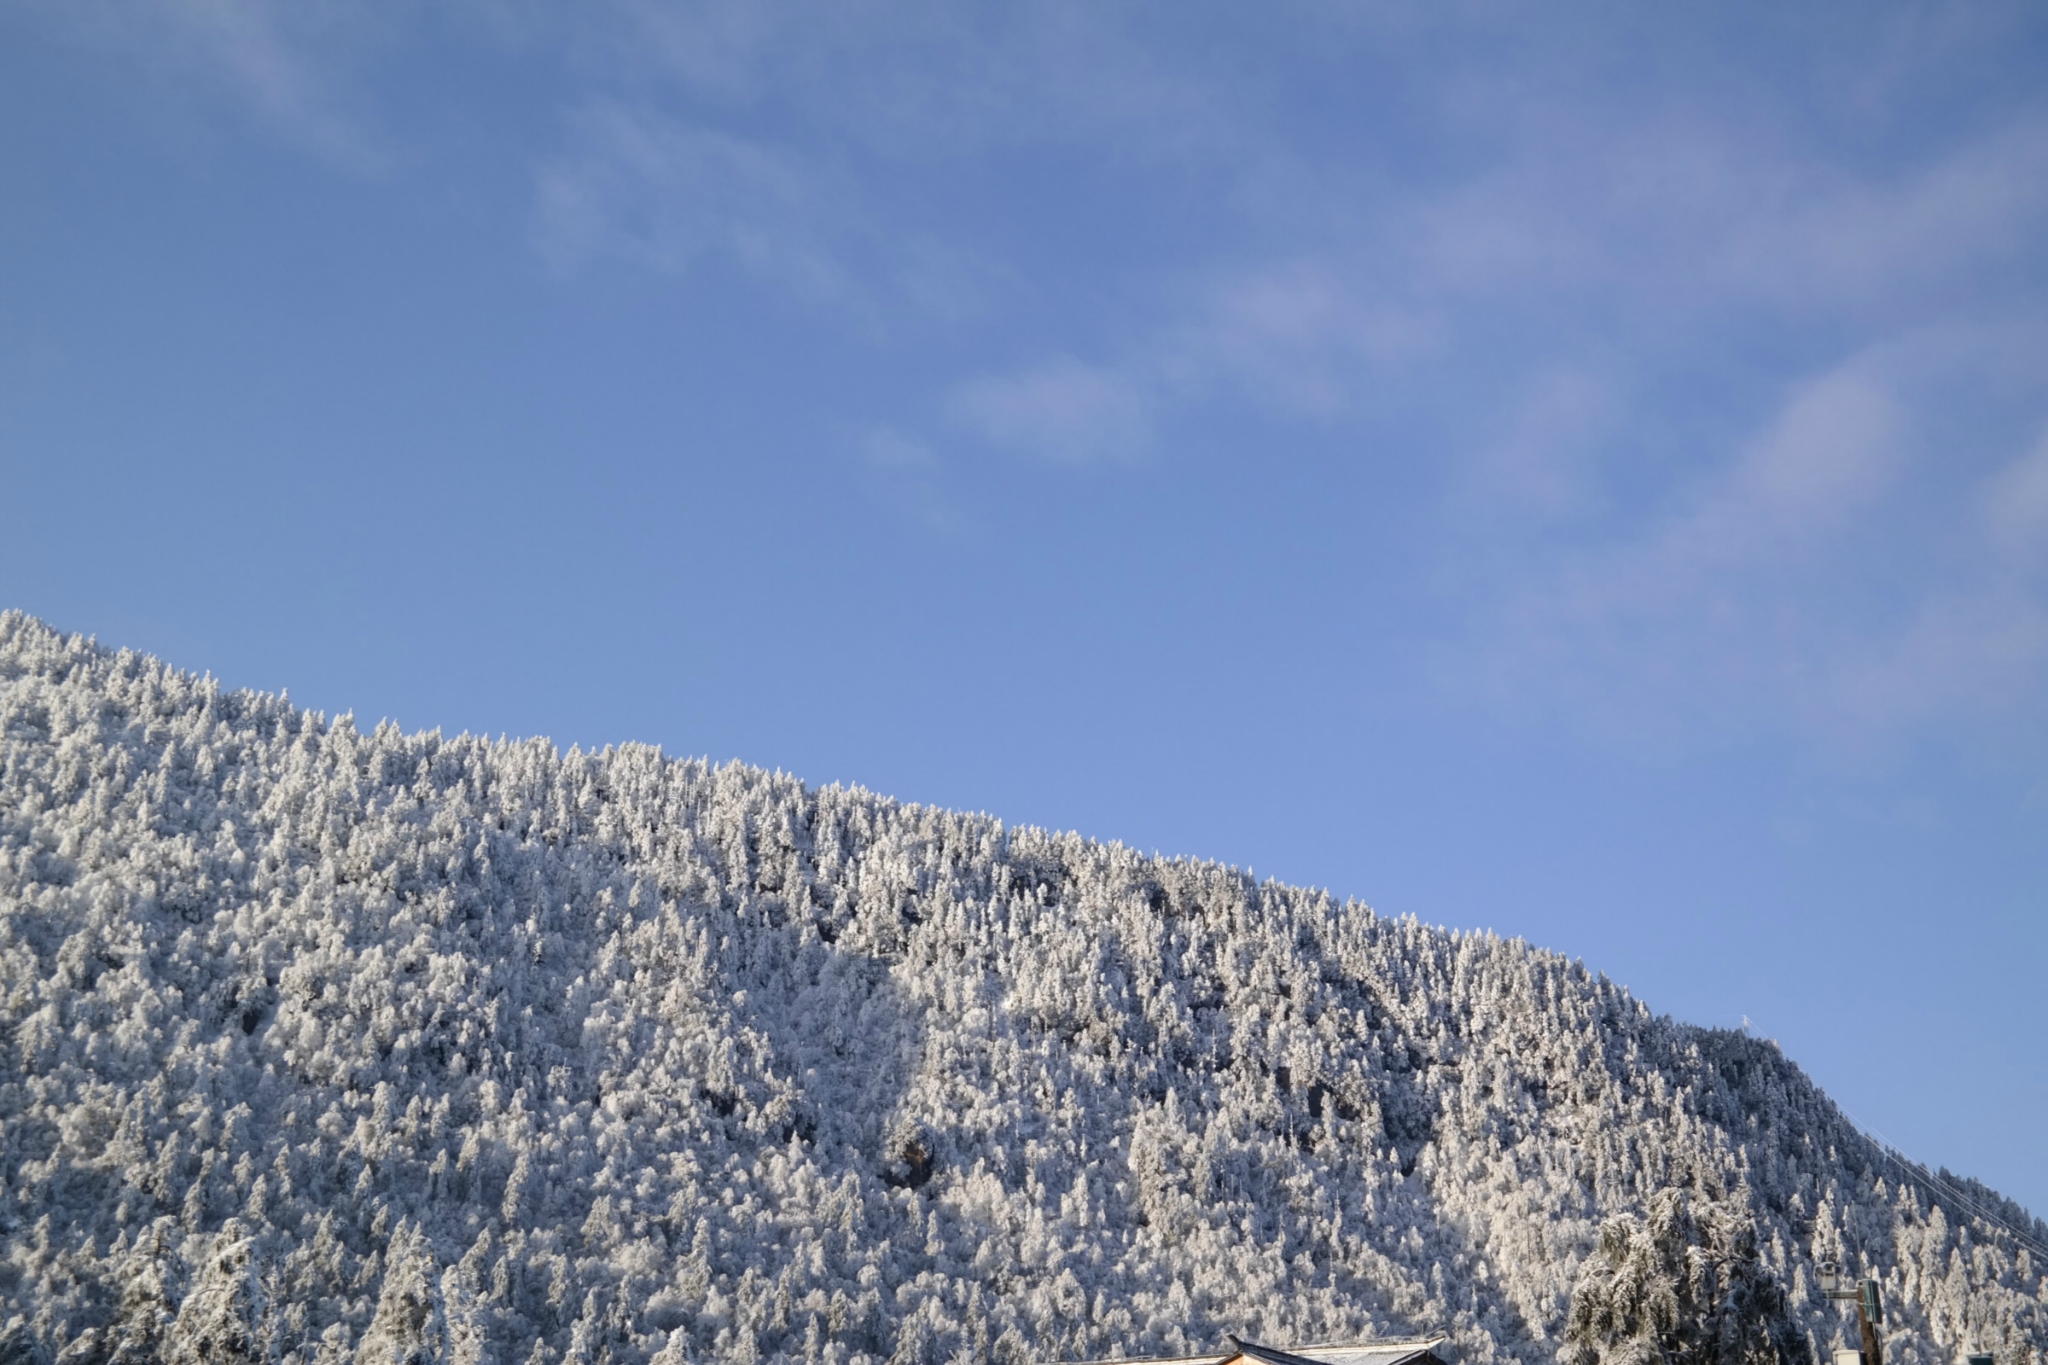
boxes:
[161,1221,267,1365]
[1564,1188,1811,1365]
[357,1221,443,1365]
[0,611,2042,1365]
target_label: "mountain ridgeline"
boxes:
[0,611,2041,1365]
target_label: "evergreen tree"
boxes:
[161,1224,265,1365]
[358,1222,443,1365]
[1565,1189,1813,1365]
[0,611,2041,1365]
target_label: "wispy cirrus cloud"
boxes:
[1445,350,2048,746]
[25,0,2048,756]
[1460,367,1621,522]
[532,102,853,298]
[22,0,395,168]
[860,427,967,533]
[1706,117,2048,317]
[598,0,1244,160]
[950,359,1152,465]
[1985,428,2048,569]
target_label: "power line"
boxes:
[1847,1120,2048,1265]
[1733,1017,2048,1262]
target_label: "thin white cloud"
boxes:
[601,0,1244,161]
[1825,589,2048,738]
[865,428,938,472]
[1442,356,2048,747]
[1724,371,1904,537]
[533,102,851,298]
[1462,367,1619,521]
[860,427,964,533]
[1985,428,2048,567]
[29,0,389,168]
[1155,259,1446,418]
[29,0,2048,756]
[1710,117,2048,316]
[951,358,1152,464]
[530,94,1019,324]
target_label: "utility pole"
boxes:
[1817,1262,1883,1365]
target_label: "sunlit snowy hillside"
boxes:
[2,611,2042,1365]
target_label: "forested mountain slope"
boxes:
[1,611,2042,1365]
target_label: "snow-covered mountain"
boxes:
[1,611,2041,1365]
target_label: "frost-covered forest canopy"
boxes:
[1,610,2043,1365]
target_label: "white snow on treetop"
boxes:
[0,611,2041,1365]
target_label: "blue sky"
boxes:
[2,2,2044,1219]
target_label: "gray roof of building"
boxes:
[1052,1335,1450,1365]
